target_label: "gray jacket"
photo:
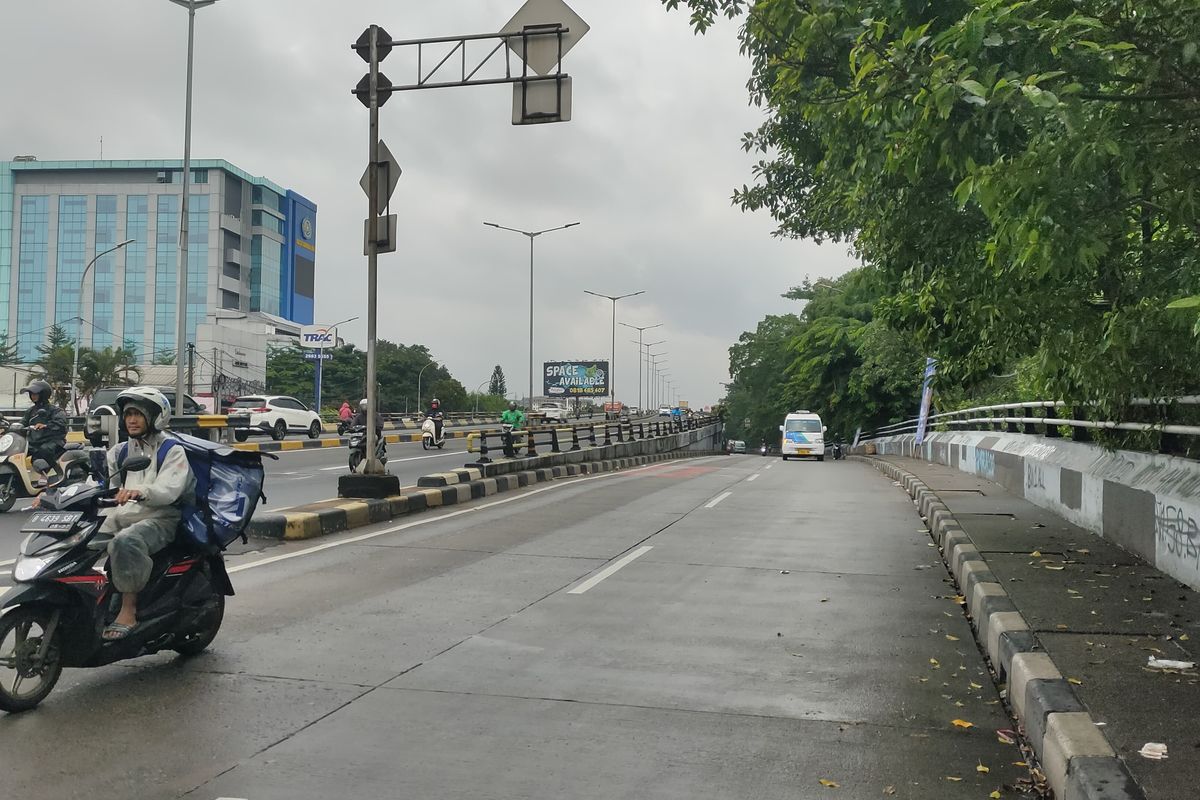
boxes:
[101,432,196,533]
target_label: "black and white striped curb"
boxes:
[857,456,1145,800]
[248,451,724,541]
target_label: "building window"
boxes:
[251,210,284,234]
[54,195,88,329]
[152,194,179,357]
[250,234,282,316]
[185,194,209,344]
[91,195,118,350]
[16,195,49,361]
[122,196,148,359]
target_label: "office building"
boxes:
[0,157,317,390]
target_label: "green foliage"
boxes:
[488,365,507,396]
[0,334,19,367]
[664,0,1200,412]
[33,324,75,408]
[77,345,141,401]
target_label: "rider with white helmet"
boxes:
[100,387,197,641]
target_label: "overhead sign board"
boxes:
[501,0,590,76]
[543,360,608,397]
[300,325,338,349]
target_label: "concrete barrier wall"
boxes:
[467,421,724,478]
[868,431,1200,592]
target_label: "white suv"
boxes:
[536,401,568,422]
[230,395,322,441]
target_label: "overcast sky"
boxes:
[2,0,857,408]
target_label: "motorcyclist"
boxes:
[19,379,68,474]
[353,398,382,434]
[426,397,444,440]
[101,387,196,641]
[500,402,525,458]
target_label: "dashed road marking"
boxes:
[704,491,732,509]
[567,546,653,595]
[747,474,759,482]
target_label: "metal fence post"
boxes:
[478,432,492,464]
[570,426,581,451]
[1071,406,1092,442]
[589,424,597,447]
[550,428,562,453]
[527,428,539,457]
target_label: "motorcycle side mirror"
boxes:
[122,455,152,473]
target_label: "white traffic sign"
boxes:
[359,139,402,212]
[501,0,590,77]
[300,325,339,349]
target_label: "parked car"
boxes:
[86,386,204,447]
[536,401,568,422]
[230,395,322,441]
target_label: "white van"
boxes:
[779,410,826,461]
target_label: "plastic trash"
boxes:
[1138,743,1168,760]
[1146,656,1196,670]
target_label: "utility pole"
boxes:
[187,342,195,394]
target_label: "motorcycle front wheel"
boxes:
[349,451,364,473]
[0,470,17,513]
[0,606,63,713]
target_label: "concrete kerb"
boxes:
[851,454,1145,800]
[248,449,725,543]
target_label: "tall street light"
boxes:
[619,322,662,413]
[650,357,668,408]
[416,360,436,412]
[169,0,218,416]
[484,221,580,408]
[641,339,666,410]
[70,238,135,412]
[584,290,643,416]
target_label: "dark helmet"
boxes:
[21,379,52,403]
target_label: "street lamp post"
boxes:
[619,322,662,413]
[584,290,643,418]
[168,0,218,416]
[650,357,668,408]
[70,238,135,413]
[640,341,665,410]
[483,221,579,408]
[473,378,490,414]
[416,361,435,412]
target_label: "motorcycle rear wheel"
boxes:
[422,437,430,451]
[0,472,17,513]
[0,606,63,713]
[349,451,364,473]
[173,594,225,657]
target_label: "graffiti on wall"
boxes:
[1026,462,1047,491]
[1156,500,1200,576]
[975,448,996,481]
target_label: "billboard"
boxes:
[543,361,609,397]
[300,324,338,349]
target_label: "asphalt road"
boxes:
[1,456,1032,799]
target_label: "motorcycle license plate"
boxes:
[22,511,84,533]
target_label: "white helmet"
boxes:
[116,387,172,434]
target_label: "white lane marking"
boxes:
[567,546,653,595]
[318,451,465,471]
[747,473,759,482]
[765,464,773,470]
[705,491,732,508]
[227,459,697,575]
[0,559,15,568]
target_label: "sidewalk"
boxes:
[868,455,1200,800]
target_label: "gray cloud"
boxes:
[2,0,856,407]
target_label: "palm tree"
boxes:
[78,346,142,404]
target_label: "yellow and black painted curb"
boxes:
[231,428,479,453]
[248,450,726,541]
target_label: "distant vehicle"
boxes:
[230,395,322,441]
[780,410,826,461]
[86,386,203,447]
[729,440,747,454]
[535,401,568,422]
[603,401,625,420]
[658,406,672,417]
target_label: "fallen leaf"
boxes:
[990,792,1002,799]
[996,730,1016,745]
[954,701,965,707]
[1075,548,1090,554]
[820,598,830,603]
[951,719,974,729]
[970,682,983,690]
[1182,634,1191,642]
[918,677,929,683]
[1045,565,1066,571]
[1068,677,1083,686]
[883,786,896,796]
[945,776,963,782]
[946,634,960,641]
[1056,624,1069,630]
[818,778,840,788]
[1013,761,1027,767]
[953,595,966,604]
[1030,550,1042,557]
[1067,588,1080,595]
[930,658,941,668]
[977,764,990,774]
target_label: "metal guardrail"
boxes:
[465,415,716,463]
[861,398,1200,453]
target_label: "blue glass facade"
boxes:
[91,195,118,350]
[2,160,315,366]
[122,196,148,356]
[16,196,49,361]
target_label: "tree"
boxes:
[488,365,507,396]
[429,377,468,411]
[77,345,142,402]
[265,343,314,406]
[34,324,75,408]
[0,334,19,367]
[664,0,1200,410]
[152,349,176,366]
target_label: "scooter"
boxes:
[0,420,53,513]
[421,415,446,450]
[348,426,388,473]
[832,440,845,460]
[760,444,769,456]
[0,453,231,713]
[336,418,353,436]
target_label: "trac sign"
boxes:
[300,325,338,350]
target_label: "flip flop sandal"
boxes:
[102,622,137,641]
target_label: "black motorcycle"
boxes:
[347,426,388,473]
[832,440,845,460]
[0,452,232,713]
